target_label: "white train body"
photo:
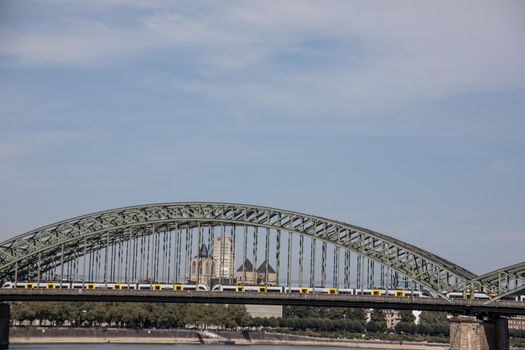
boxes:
[1,281,523,301]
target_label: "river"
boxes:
[11,345,380,350]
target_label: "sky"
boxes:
[0,0,524,275]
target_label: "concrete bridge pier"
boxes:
[0,303,9,349]
[449,315,508,350]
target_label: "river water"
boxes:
[11,345,379,350]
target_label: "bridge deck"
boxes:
[0,290,524,316]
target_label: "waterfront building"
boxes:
[245,305,283,318]
[509,315,525,330]
[384,310,402,329]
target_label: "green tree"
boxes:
[399,310,415,324]
[419,311,448,326]
[395,321,414,334]
[347,308,367,322]
[368,309,387,333]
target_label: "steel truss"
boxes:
[0,202,514,297]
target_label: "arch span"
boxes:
[0,202,477,294]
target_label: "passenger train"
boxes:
[2,281,524,301]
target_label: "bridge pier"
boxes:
[0,303,9,349]
[449,315,508,350]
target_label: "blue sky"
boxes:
[0,0,524,274]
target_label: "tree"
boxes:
[285,317,295,329]
[368,310,387,333]
[367,321,386,333]
[347,308,367,322]
[395,321,414,334]
[268,317,279,328]
[399,310,415,324]
[419,311,448,326]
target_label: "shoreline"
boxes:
[11,337,449,349]
[10,327,449,349]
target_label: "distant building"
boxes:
[188,244,213,285]
[235,259,277,285]
[212,236,235,281]
[509,315,525,330]
[256,260,277,286]
[383,310,402,329]
[236,259,256,285]
[245,305,283,318]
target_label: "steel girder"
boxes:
[0,202,477,294]
[469,261,525,302]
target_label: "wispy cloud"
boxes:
[0,131,65,158]
[2,1,524,108]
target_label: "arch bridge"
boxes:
[0,202,523,301]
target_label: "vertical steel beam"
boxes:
[321,241,327,287]
[208,225,214,286]
[37,253,41,285]
[356,255,361,291]
[219,223,225,285]
[162,229,167,283]
[310,238,316,288]
[172,225,179,283]
[60,243,65,285]
[253,226,258,285]
[276,229,281,285]
[185,227,191,283]
[125,228,131,283]
[242,224,248,283]
[196,223,202,285]
[334,245,340,288]
[83,237,87,285]
[139,234,145,283]
[368,259,375,289]
[88,249,92,282]
[287,232,292,289]
[167,227,172,283]
[74,250,79,283]
[133,235,138,283]
[230,225,236,283]
[145,229,151,282]
[299,234,304,287]
[264,227,270,286]
[104,234,109,286]
[14,262,18,285]
[111,241,116,282]
[176,226,181,283]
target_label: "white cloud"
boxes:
[0,131,65,158]
[1,1,524,110]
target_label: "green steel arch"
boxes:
[471,261,525,302]
[0,202,478,294]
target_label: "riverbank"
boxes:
[10,327,448,349]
